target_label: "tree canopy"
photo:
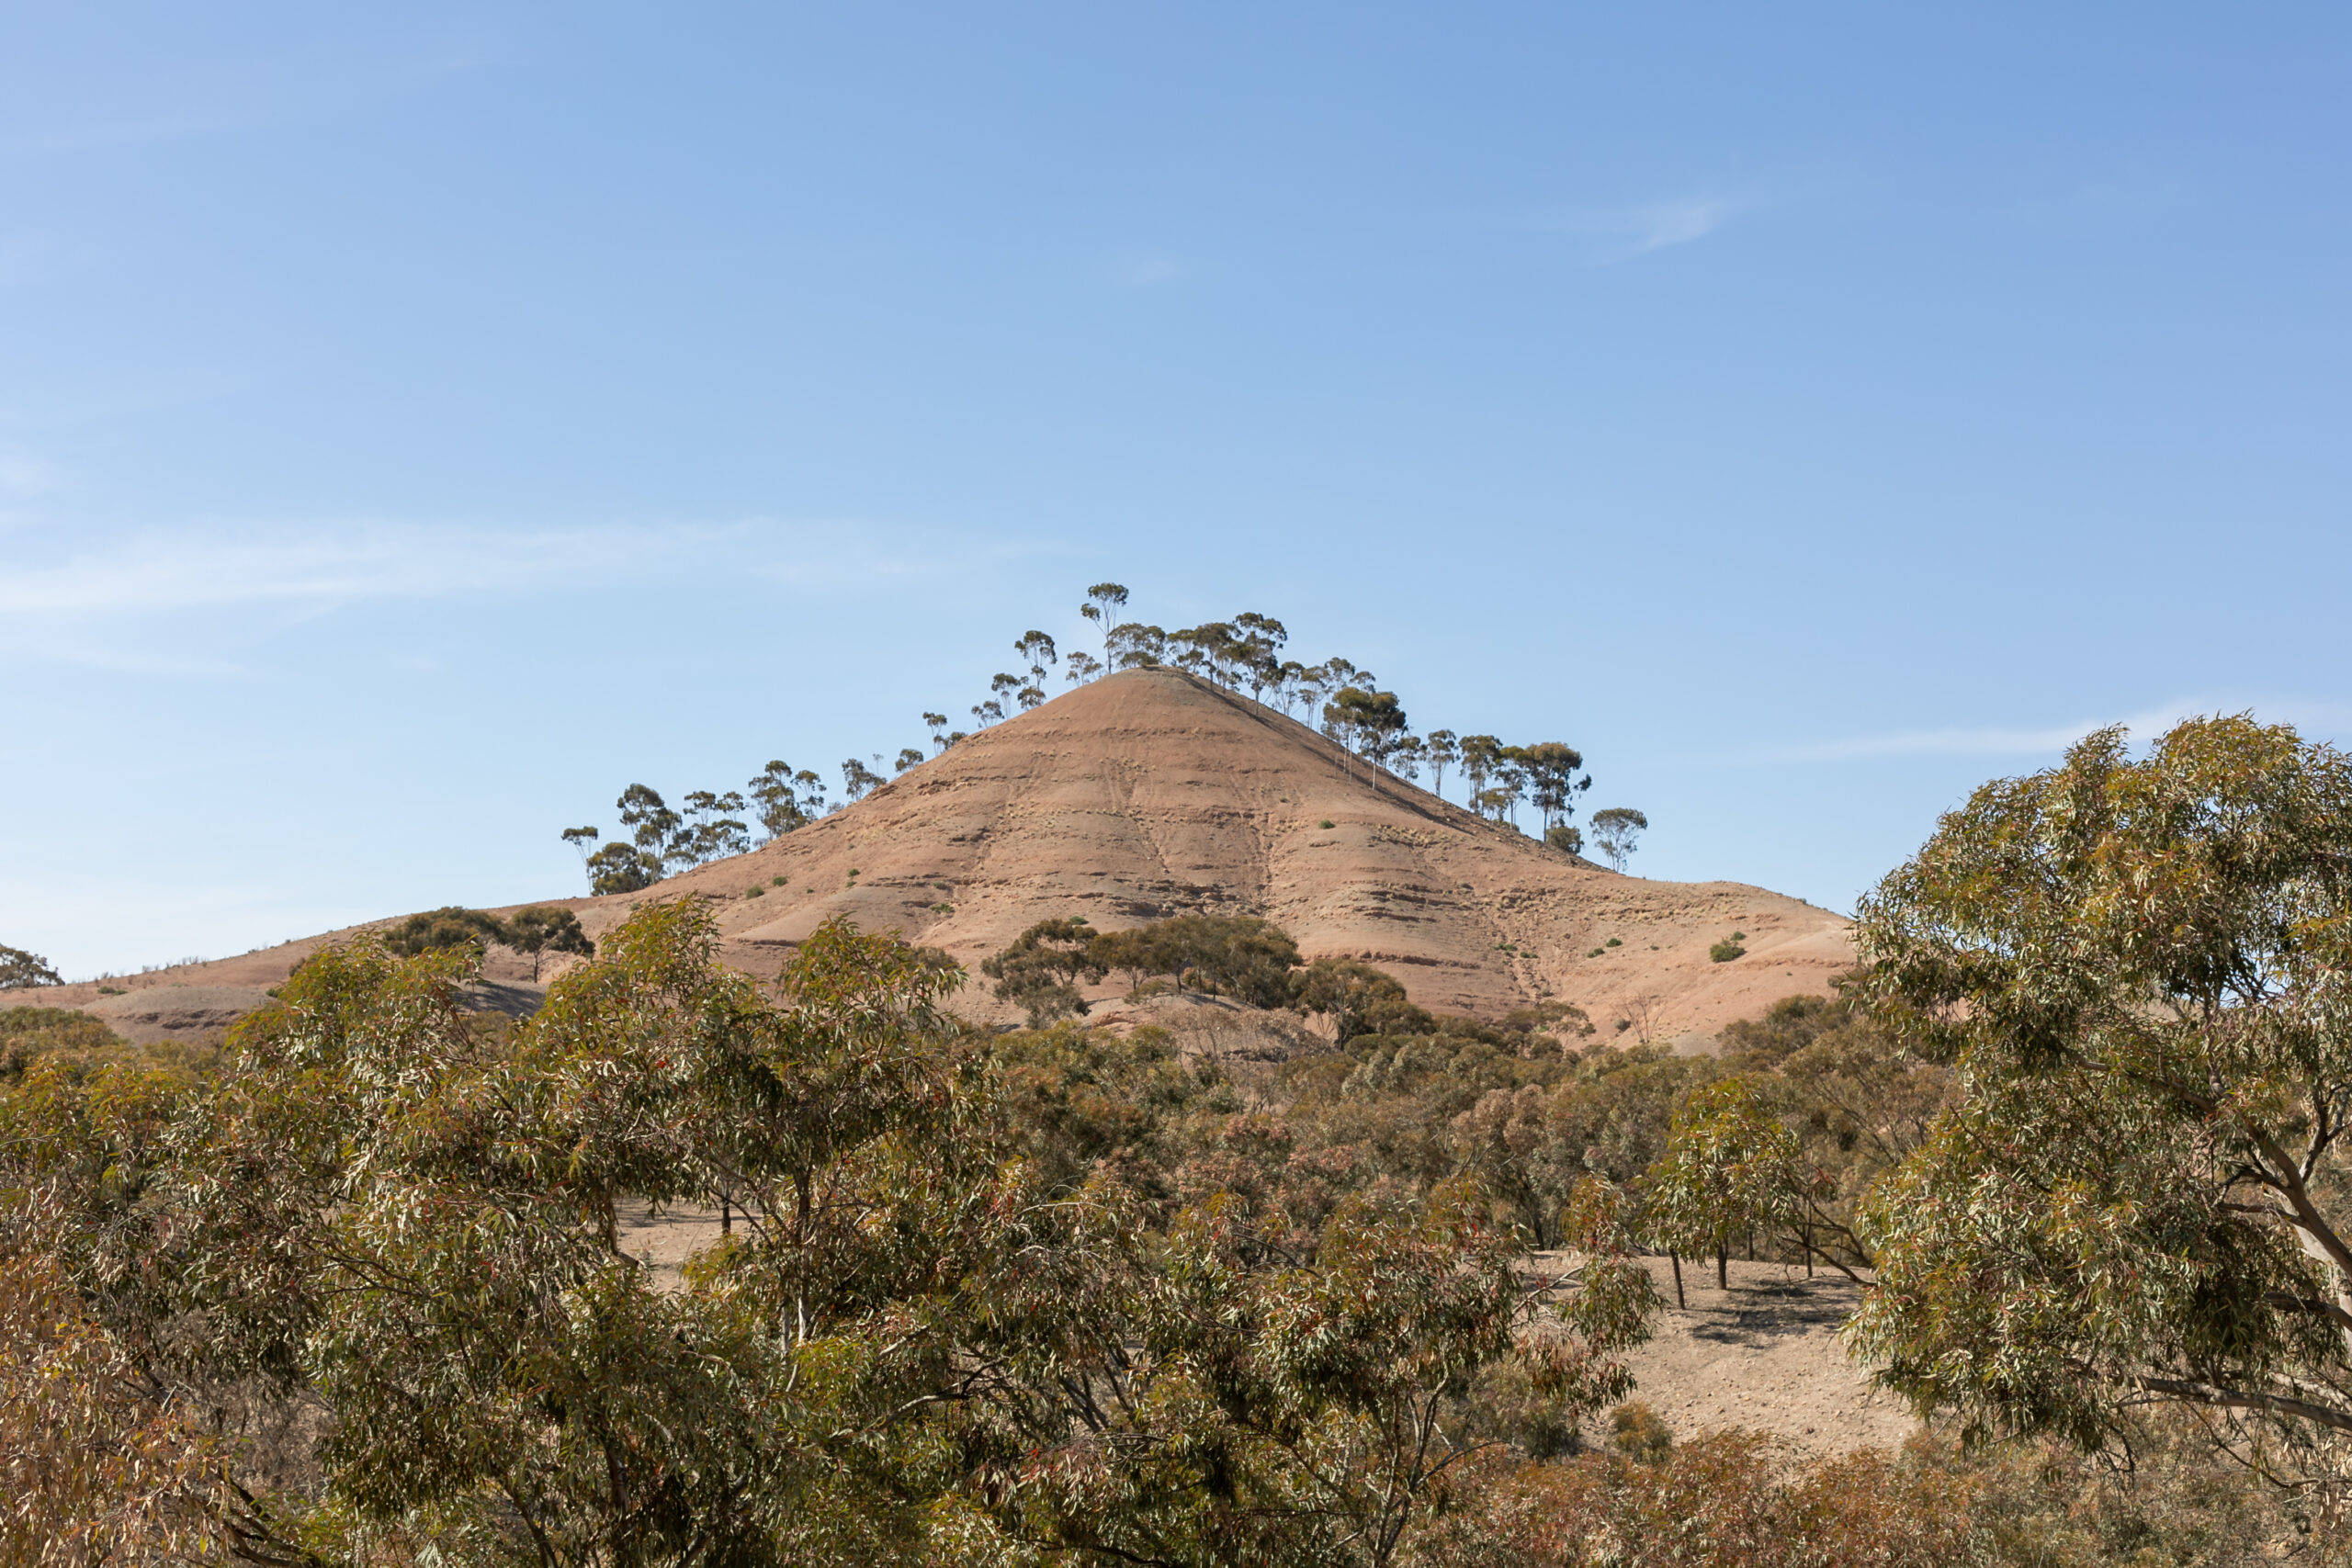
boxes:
[1849,716,2352,1471]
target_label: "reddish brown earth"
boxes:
[7,668,1853,1040]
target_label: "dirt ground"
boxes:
[1608,1255,1917,1460]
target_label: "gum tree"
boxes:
[1849,716,2352,1471]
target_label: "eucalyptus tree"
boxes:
[1270,660,1308,715]
[922,712,952,752]
[1646,1079,1806,1291]
[1012,631,1057,707]
[1458,736,1505,817]
[1513,742,1590,831]
[1233,612,1288,699]
[0,945,62,989]
[1589,807,1648,872]
[1078,582,1128,651]
[1323,688,1408,776]
[793,768,828,820]
[749,762,809,840]
[1062,650,1102,684]
[1170,622,1240,686]
[1424,730,1460,801]
[1386,734,1427,783]
[679,790,752,867]
[584,841,662,894]
[1849,716,2352,1472]
[616,784,685,865]
[1106,622,1166,670]
[560,825,600,865]
[971,697,1005,728]
[894,748,924,773]
[841,757,886,803]
[503,905,595,981]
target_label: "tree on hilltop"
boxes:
[1589,807,1647,872]
[1324,687,1408,774]
[560,825,600,865]
[584,843,661,894]
[1233,612,1288,699]
[1458,736,1504,816]
[0,944,62,989]
[1078,582,1129,652]
[1062,650,1102,684]
[894,747,924,773]
[1514,742,1591,832]
[1106,623,1166,670]
[616,784,685,867]
[678,790,752,866]
[1424,730,1459,800]
[1013,631,1057,708]
[749,761,811,840]
[922,712,952,752]
[841,757,885,804]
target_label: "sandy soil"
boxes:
[1607,1255,1916,1460]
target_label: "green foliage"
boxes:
[0,943,62,989]
[981,917,1106,1026]
[1544,823,1584,855]
[1644,1078,1807,1284]
[503,904,594,977]
[381,904,510,956]
[1,903,1646,1563]
[1710,939,1747,962]
[585,840,662,894]
[1292,956,1436,1043]
[1091,912,1303,1007]
[1849,715,2352,1470]
[1607,1400,1674,1462]
[1589,807,1648,872]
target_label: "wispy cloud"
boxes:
[1519,196,1744,262]
[0,517,1060,621]
[0,523,685,616]
[1758,699,2352,764]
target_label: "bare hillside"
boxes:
[9,669,1851,1039]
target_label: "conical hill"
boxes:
[650,669,1851,1036]
[9,669,1852,1043]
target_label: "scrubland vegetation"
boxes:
[3,716,2348,1563]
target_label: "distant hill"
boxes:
[9,669,1851,1042]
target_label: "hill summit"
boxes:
[651,668,1850,1035]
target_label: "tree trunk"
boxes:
[1716,1244,1728,1292]
[1670,1252,1685,1310]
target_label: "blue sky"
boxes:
[5,2,2348,976]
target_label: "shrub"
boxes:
[1710,940,1746,963]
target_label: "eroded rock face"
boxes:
[5,669,1854,1043]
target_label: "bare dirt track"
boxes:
[6,668,1854,1042]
